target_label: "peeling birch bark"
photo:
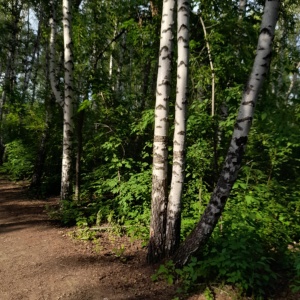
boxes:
[173,0,280,267]
[147,0,176,264]
[165,0,190,257]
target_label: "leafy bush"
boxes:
[1,140,34,180]
[152,231,293,298]
[290,247,300,293]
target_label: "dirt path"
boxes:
[0,179,177,300]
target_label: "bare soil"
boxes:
[0,178,178,300]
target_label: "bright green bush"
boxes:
[1,140,34,180]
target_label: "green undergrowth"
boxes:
[45,163,300,299]
[0,139,34,180]
[152,228,300,299]
[46,196,150,246]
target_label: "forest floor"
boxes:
[0,178,180,300]
[0,177,298,300]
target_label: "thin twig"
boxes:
[200,16,215,117]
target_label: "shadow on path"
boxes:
[0,178,179,300]
[0,178,58,234]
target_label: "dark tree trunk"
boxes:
[74,109,85,201]
[30,96,54,191]
[0,137,5,166]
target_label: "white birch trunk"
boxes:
[174,0,280,267]
[61,0,74,200]
[165,0,190,257]
[109,25,116,82]
[147,0,175,263]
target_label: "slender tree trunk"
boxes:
[8,1,21,94]
[49,0,74,200]
[31,45,41,104]
[286,62,300,102]
[74,109,84,201]
[61,0,74,200]
[147,0,176,264]
[199,15,219,186]
[140,60,151,111]
[30,95,54,190]
[150,1,159,17]
[0,64,10,165]
[22,10,42,95]
[0,61,11,167]
[239,0,247,19]
[30,43,54,191]
[173,0,280,267]
[49,1,64,107]
[165,0,190,257]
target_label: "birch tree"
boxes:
[147,0,176,264]
[165,0,190,257]
[61,0,74,200]
[173,0,280,267]
[49,0,74,200]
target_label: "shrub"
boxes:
[1,140,34,180]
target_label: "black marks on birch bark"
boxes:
[244,84,253,95]
[178,60,188,67]
[159,80,171,87]
[154,136,168,143]
[220,195,227,204]
[148,176,168,263]
[175,101,183,110]
[235,136,248,147]
[159,45,172,61]
[162,27,173,34]
[263,52,272,60]
[156,104,167,110]
[156,89,162,96]
[178,5,189,13]
[178,24,188,33]
[242,100,255,107]
[162,54,172,61]
[234,117,252,130]
[173,150,184,159]
[260,27,272,36]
